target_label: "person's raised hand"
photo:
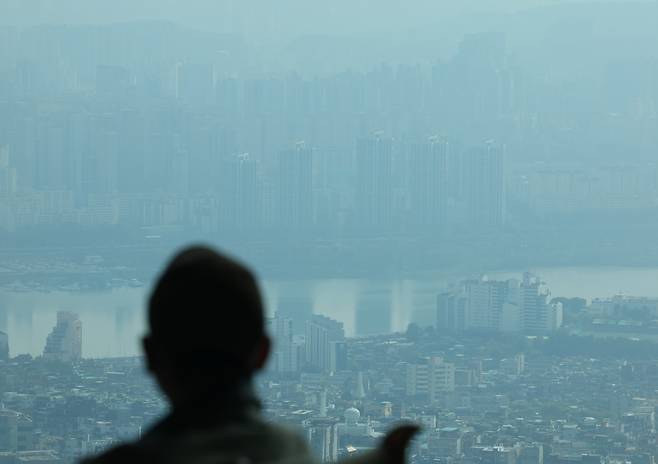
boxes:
[379,424,421,464]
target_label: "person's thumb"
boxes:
[382,424,421,464]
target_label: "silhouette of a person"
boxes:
[84,245,417,464]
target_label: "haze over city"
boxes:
[0,1,658,463]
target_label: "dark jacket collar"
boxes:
[144,382,261,443]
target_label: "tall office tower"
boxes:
[463,141,505,228]
[408,136,449,228]
[267,312,298,374]
[276,141,313,230]
[356,134,394,229]
[436,292,467,332]
[463,277,509,331]
[305,315,345,373]
[0,331,8,361]
[306,417,339,463]
[43,311,82,362]
[406,357,456,403]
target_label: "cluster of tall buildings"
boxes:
[268,313,346,375]
[0,124,506,235]
[1,21,657,243]
[42,311,82,362]
[437,273,563,334]
[0,26,516,236]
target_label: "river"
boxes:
[2,266,658,358]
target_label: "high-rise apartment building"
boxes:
[518,273,563,333]
[408,136,449,228]
[43,311,82,362]
[463,278,509,331]
[221,153,264,230]
[276,141,313,229]
[463,141,505,228]
[305,315,345,373]
[437,274,562,334]
[328,340,347,373]
[356,134,394,229]
[267,313,299,374]
[436,292,467,332]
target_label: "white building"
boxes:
[267,313,299,374]
[305,315,345,373]
[437,273,563,334]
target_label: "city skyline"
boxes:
[1,1,658,463]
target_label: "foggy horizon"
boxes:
[1,1,658,463]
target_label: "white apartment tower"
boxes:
[267,313,299,374]
[305,315,345,373]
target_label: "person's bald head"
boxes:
[143,246,269,403]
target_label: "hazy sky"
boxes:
[5,0,655,72]
[1,0,641,36]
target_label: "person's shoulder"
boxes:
[230,416,312,456]
[81,443,156,464]
[249,422,317,464]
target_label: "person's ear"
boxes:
[252,335,271,371]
